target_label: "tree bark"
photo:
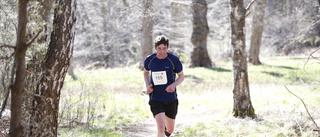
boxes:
[190,0,212,68]
[9,0,29,136]
[140,0,153,69]
[249,0,266,65]
[26,0,76,136]
[230,0,255,118]
[170,1,190,57]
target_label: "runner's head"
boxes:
[154,35,169,49]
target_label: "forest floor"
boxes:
[123,99,213,137]
[124,100,217,137]
[123,83,320,137]
[122,54,320,136]
[1,56,319,137]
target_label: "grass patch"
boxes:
[58,68,150,136]
[58,58,320,136]
[59,127,122,137]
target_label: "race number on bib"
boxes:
[152,71,167,85]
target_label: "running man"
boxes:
[143,35,185,137]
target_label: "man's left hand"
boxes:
[166,84,175,92]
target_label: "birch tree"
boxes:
[23,0,76,136]
[230,0,256,118]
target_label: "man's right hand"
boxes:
[146,84,153,93]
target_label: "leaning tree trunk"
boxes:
[140,0,153,69]
[230,0,255,118]
[9,1,29,136]
[249,0,266,65]
[26,0,76,136]
[190,0,212,68]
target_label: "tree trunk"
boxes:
[9,0,28,136]
[249,0,266,65]
[170,1,190,57]
[26,0,76,136]
[267,0,274,13]
[285,0,292,15]
[315,0,320,37]
[190,0,212,68]
[230,0,255,118]
[140,0,153,69]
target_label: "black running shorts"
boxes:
[149,99,178,119]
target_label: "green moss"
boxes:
[233,107,256,118]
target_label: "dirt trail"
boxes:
[124,117,157,137]
[124,102,217,137]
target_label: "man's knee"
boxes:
[165,117,175,133]
[157,122,165,130]
[166,127,174,134]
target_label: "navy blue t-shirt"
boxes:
[144,53,183,101]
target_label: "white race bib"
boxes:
[152,71,167,85]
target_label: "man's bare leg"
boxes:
[155,113,166,137]
[165,116,175,136]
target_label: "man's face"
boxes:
[155,44,168,59]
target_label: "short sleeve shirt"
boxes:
[144,53,183,101]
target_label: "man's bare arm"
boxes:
[166,71,185,92]
[143,69,153,93]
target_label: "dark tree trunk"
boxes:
[9,0,28,136]
[140,0,153,70]
[26,0,76,136]
[190,0,212,68]
[230,0,255,118]
[249,0,266,65]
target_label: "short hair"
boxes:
[154,35,169,48]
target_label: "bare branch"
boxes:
[0,44,16,50]
[0,57,11,60]
[245,0,257,16]
[303,48,320,72]
[246,0,257,11]
[245,11,251,18]
[0,89,10,118]
[281,20,320,52]
[284,85,319,129]
[26,29,43,48]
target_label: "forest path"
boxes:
[124,117,157,137]
[124,96,222,137]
